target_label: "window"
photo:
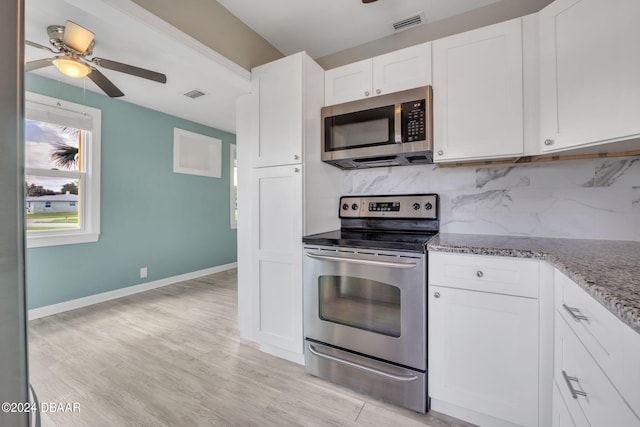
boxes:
[230,144,237,229]
[25,92,101,248]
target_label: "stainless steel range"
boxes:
[302,194,439,413]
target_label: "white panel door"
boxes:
[252,54,303,167]
[539,0,640,152]
[433,18,523,162]
[372,42,431,97]
[429,285,539,426]
[252,165,303,353]
[324,58,373,106]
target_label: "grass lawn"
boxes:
[27,212,78,220]
[26,212,78,230]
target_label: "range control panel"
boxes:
[339,194,438,219]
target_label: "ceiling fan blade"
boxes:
[25,58,53,72]
[63,20,95,53]
[92,57,167,84]
[87,68,124,98]
[26,40,57,54]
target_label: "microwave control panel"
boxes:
[339,194,438,219]
[401,100,426,143]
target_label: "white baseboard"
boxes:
[259,343,305,366]
[28,262,237,320]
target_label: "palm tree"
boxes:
[50,127,80,170]
[50,142,79,169]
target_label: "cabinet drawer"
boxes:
[555,270,624,382]
[556,269,640,418]
[555,314,640,426]
[429,252,539,298]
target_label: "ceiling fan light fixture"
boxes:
[53,56,90,78]
[64,20,95,53]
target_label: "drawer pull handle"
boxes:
[476,270,483,278]
[562,370,587,399]
[562,304,589,322]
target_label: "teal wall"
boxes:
[25,74,237,309]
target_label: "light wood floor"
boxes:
[29,269,474,427]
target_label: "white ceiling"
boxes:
[216,0,503,59]
[25,0,251,133]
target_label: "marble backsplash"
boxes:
[344,155,640,241]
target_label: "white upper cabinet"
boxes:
[324,58,373,106]
[251,53,304,167]
[539,0,640,152]
[324,42,431,106]
[372,43,432,97]
[432,18,524,162]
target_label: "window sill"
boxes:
[26,232,100,249]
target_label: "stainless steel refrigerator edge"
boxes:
[0,0,30,426]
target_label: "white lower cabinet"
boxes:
[428,252,540,426]
[554,313,640,426]
[552,270,640,426]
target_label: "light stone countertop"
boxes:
[427,233,640,335]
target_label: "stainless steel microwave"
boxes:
[321,86,433,169]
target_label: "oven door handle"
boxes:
[307,344,419,382]
[304,252,417,269]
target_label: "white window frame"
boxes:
[25,92,101,248]
[230,144,237,229]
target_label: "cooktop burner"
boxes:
[303,194,439,253]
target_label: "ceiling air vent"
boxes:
[184,89,206,99]
[392,12,426,33]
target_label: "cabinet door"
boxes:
[324,58,373,106]
[251,165,303,353]
[432,18,523,162]
[372,42,431,97]
[429,285,539,426]
[539,0,640,152]
[252,54,303,167]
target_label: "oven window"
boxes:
[318,275,401,337]
[324,105,394,151]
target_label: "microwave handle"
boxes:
[394,104,402,143]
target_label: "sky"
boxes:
[25,119,81,192]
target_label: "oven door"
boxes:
[303,245,426,370]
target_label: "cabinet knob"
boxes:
[294,167,300,173]
[294,154,300,160]
[376,89,381,95]
[476,270,484,278]
[437,150,444,156]
[365,91,370,97]
[433,292,440,299]
[544,139,555,146]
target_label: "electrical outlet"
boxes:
[140,267,148,279]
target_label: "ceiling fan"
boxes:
[25,20,167,98]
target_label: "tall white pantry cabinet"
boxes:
[237,52,342,363]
